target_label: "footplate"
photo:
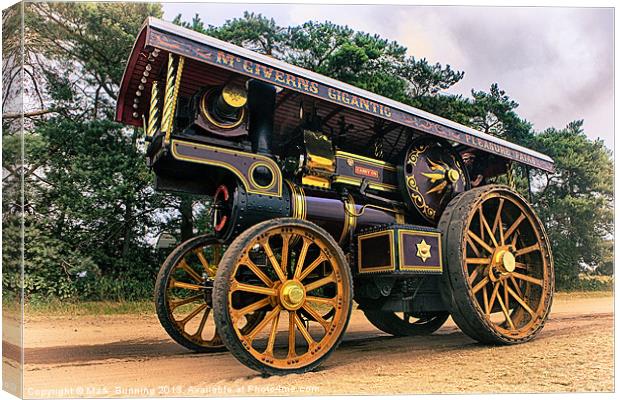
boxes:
[356,224,442,275]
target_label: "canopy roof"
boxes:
[117,17,554,172]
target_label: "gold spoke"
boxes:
[302,303,330,331]
[515,262,528,270]
[511,271,543,286]
[170,279,204,291]
[261,240,287,282]
[178,260,203,283]
[280,233,291,276]
[466,258,491,264]
[498,215,505,246]
[466,236,482,257]
[492,199,504,235]
[194,249,215,276]
[480,208,499,248]
[506,284,535,316]
[509,276,524,298]
[233,297,271,319]
[288,311,297,358]
[298,254,327,281]
[471,276,490,294]
[169,294,203,310]
[264,308,281,356]
[511,232,520,248]
[306,295,337,307]
[496,293,515,330]
[504,213,526,241]
[231,281,278,297]
[468,265,485,284]
[468,231,494,254]
[514,243,541,257]
[195,250,217,276]
[503,280,509,311]
[487,282,500,316]
[305,273,336,292]
[178,303,207,327]
[243,257,274,287]
[294,312,317,346]
[294,237,312,279]
[245,306,280,343]
[483,285,490,315]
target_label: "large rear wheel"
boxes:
[439,185,554,344]
[213,218,353,375]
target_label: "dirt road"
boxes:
[4,293,614,397]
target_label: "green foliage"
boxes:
[530,121,613,286]
[3,3,166,301]
[399,57,465,98]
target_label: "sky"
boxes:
[162,3,614,149]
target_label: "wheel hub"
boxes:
[446,169,460,183]
[279,280,306,310]
[493,248,516,273]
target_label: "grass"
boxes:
[16,289,614,317]
[22,299,155,316]
[554,291,614,299]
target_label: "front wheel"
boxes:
[213,218,353,375]
[439,185,554,344]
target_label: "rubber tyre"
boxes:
[438,185,554,345]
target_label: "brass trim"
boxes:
[147,81,160,137]
[164,55,185,143]
[170,139,282,197]
[200,88,246,129]
[335,150,396,171]
[221,83,248,108]
[339,194,357,244]
[357,230,396,273]
[404,144,437,220]
[332,176,397,192]
[302,175,330,189]
[160,53,176,135]
[285,180,306,220]
[398,229,443,272]
[248,161,277,190]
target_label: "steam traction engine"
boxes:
[117,18,555,375]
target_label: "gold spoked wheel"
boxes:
[439,185,554,344]
[155,235,265,352]
[213,218,353,375]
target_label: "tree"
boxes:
[3,3,169,300]
[530,121,613,285]
[399,56,464,99]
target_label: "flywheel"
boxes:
[399,138,469,224]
